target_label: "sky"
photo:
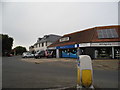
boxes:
[0,0,119,50]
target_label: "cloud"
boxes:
[2,2,118,50]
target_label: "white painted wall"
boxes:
[33,42,52,52]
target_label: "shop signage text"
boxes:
[56,44,75,49]
[47,47,56,50]
[91,42,120,47]
[79,43,90,47]
[59,37,70,42]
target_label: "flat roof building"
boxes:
[48,25,120,59]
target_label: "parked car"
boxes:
[6,53,13,57]
[22,52,34,58]
[34,50,53,59]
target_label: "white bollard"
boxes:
[77,55,94,89]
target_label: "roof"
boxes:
[48,25,120,47]
[35,34,61,45]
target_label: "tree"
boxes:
[1,34,14,56]
[14,46,27,55]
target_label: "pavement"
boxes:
[2,56,119,89]
[21,57,119,70]
[92,59,119,70]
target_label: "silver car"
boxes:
[22,52,34,58]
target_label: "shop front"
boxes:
[48,42,120,59]
[90,42,120,59]
[56,44,78,58]
[47,47,56,58]
[47,25,120,59]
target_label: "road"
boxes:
[2,56,119,89]
[2,56,77,89]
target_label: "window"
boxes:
[42,43,44,47]
[97,29,118,39]
[46,42,47,46]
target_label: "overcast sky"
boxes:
[1,0,119,50]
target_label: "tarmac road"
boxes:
[93,70,118,88]
[2,56,119,89]
[2,56,77,89]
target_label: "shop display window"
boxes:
[97,48,112,59]
[61,48,77,58]
[115,47,120,59]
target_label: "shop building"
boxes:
[47,25,120,59]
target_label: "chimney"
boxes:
[37,38,42,42]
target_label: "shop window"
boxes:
[61,48,77,58]
[115,47,120,59]
[62,49,70,58]
[69,49,77,54]
[69,49,77,58]
[97,48,112,59]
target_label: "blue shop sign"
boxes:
[56,44,78,49]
